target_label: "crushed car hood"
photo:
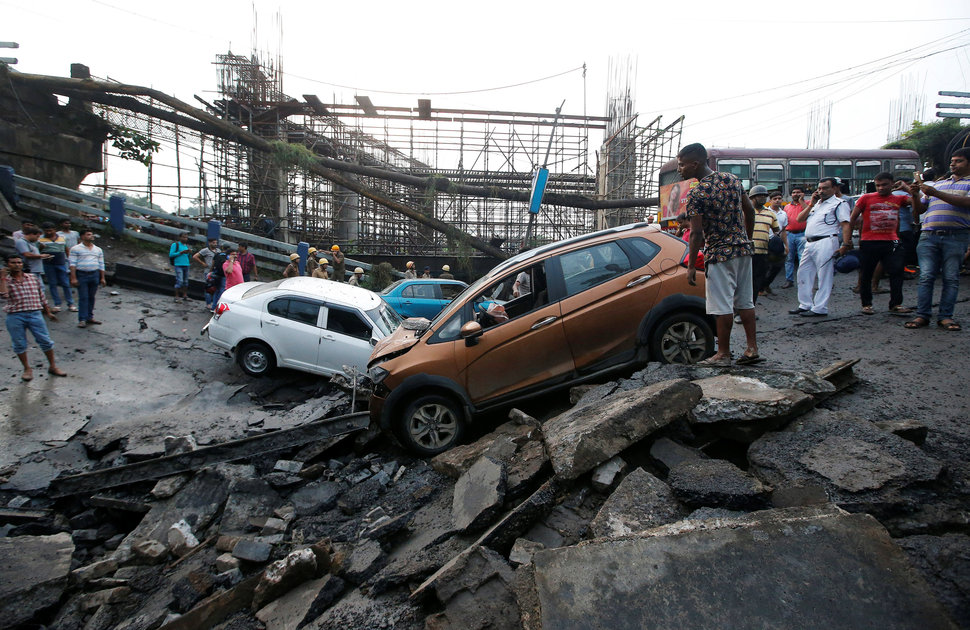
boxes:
[371,320,426,360]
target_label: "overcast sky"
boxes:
[6,0,970,209]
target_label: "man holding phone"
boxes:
[789,178,853,317]
[1,254,67,381]
[782,187,809,288]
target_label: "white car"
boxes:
[204,278,402,377]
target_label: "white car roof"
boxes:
[273,277,382,310]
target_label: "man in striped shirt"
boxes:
[1,253,67,381]
[69,229,106,329]
[907,148,970,332]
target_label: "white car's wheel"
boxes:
[237,341,276,376]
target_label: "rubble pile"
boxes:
[1,359,968,629]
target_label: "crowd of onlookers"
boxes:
[676,142,970,366]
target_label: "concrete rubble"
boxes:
[1,359,968,629]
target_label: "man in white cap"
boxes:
[404,261,417,279]
[283,253,301,278]
[348,267,365,287]
[440,264,454,279]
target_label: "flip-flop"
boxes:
[938,320,962,332]
[861,306,874,315]
[21,371,33,382]
[736,353,765,366]
[904,317,930,329]
[889,306,914,315]
[48,368,67,377]
[698,355,732,367]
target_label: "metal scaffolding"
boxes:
[87,52,682,258]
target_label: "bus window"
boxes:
[717,159,751,189]
[755,164,785,191]
[893,163,918,177]
[790,160,819,191]
[822,160,852,180]
[854,160,881,194]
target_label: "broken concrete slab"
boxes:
[151,473,190,499]
[289,480,343,516]
[342,538,387,585]
[232,539,272,564]
[590,456,626,493]
[0,532,75,628]
[896,533,970,627]
[508,538,545,566]
[542,378,702,481]
[477,478,561,554]
[874,418,928,446]
[157,574,260,630]
[648,437,707,475]
[453,456,507,532]
[132,539,169,564]
[530,506,957,630]
[690,374,816,440]
[815,358,861,392]
[589,467,687,539]
[748,410,943,516]
[412,544,515,606]
[219,478,283,535]
[666,459,771,511]
[252,547,318,610]
[167,519,200,556]
[254,574,345,630]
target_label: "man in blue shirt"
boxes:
[169,233,192,303]
[906,148,970,331]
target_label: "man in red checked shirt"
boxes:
[0,253,67,381]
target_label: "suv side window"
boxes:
[559,241,632,297]
[326,307,372,340]
[625,237,661,266]
[473,262,549,328]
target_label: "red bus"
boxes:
[657,147,921,224]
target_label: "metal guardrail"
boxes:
[9,173,389,277]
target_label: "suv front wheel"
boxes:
[650,313,714,364]
[395,393,465,456]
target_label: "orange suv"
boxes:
[367,223,713,455]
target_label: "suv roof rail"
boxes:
[493,222,654,275]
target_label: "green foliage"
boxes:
[883,119,963,170]
[269,141,320,170]
[369,262,395,291]
[108,125,160,166]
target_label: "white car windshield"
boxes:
[369,300,403,336]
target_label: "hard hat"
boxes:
[442,265,451,272]
[308,247,317,254]
[318,254,328,262]
[749,185,769,197]
[331,245,340,251]
[406,260,415,268]
[354,267,364,274]
[289,253,299,260]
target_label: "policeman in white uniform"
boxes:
[789,177,853,316]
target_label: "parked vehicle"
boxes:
[204,278,402,377]
[379,278,469,319]
[367,223,713,456]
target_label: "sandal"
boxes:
[889,306,914,315]
[861,306,874,315]
[938,319,962,332]
[698,355,732,367]
[736,351,765,366]
[904,317,930,329]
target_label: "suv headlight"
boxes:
[368,366,389,384]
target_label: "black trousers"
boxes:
[860,240,904,308]
[898,230,918,267]
[752,254,769,305]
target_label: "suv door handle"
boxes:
[626,275,652,288]
[531,316,558,330]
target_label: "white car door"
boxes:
[319,305,375,376]
[262,298,325,373]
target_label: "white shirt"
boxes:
[804,196,851,239]
[773,207,788,230]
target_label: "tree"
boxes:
[883,119,963,171]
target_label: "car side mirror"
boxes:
[460,321,483,346]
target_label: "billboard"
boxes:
[659,179,696,222]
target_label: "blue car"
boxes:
[380,278,468,319]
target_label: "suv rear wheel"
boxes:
[237,341,276,376]
[650,313,714,364]
[395,393,465,456]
